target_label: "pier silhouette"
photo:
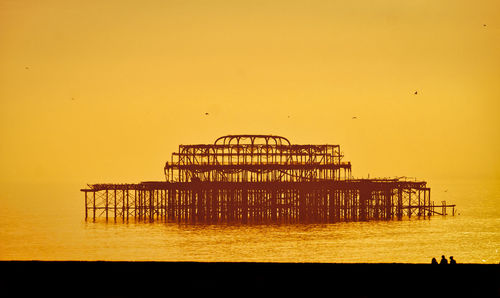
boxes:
[81,135,455,223]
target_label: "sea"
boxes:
[1,178,499,263]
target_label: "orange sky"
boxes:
[1,0,499,188]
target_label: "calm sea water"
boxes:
[1,178,499,263]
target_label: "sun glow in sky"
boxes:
[1,0,499,188]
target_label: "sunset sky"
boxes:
[1,0,499,190]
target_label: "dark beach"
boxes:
[1,261,498,297]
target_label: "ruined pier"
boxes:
[81,134,455,223]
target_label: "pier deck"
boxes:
[81,179,455,223]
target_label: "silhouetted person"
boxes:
[449,256,456,264]
[431,257,438,265]
[440,255,448,265]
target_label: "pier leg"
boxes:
[408,190,412,219]
[429,189,432,217]
[93,191,96,221]
[122,190,125,221]
[191,189,197,223]
[105,190,109,221]
[384,189,391,220]
[374,191,379,220]
[359,186,370,221]
[150,190,154,221]
[352,190,357,221]
[228,189,234,222]
[299,189,306,223]
[85,192,88,220]
[197,188,203,223]
[242,188,248,224]
[328,189,335,223]
[397,188,402,220]
[126,189,129,221]
[114,189,117,221]
[167,189,172,220]
[271,190,277,222]
[212,188,218,223]
[418,189,421,218]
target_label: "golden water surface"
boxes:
[1,178,498,263]
[1,0,499,264]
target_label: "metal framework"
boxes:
[165,135,351,183]
[81,135,455,223]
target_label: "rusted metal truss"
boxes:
[165,135,351,182]
[81,135,455,223]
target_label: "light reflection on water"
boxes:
[1,179,499,263]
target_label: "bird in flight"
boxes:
[205,112,209,116]
[352,116,358,119]
[414,91,418,95]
